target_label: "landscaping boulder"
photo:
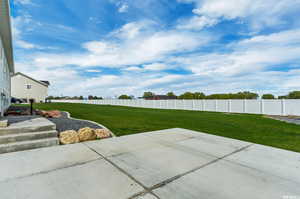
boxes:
[95,129,112,139]
[40,110,62,118]
[59,130,79,145]
[78,127,97,142]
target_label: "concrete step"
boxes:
[0,137,59,154]
[0,118,56,136]
[0,130,58,144]
[0,119,8,128]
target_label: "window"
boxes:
[26,84,32,89]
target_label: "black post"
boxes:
[29,99,34,115]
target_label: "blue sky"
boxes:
[11,0,300,97]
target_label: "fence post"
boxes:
[281,99,286,116]
[243,99,247,113]
[215,100,218,112]
[202,100,205,111]
[228,100,231,113]
[192,100,195,111]
[260,100,264,114]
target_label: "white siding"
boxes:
[11,74,48,103]
[0,37,11,115]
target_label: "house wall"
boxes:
[0,36,11,115]
[11,75,48,103]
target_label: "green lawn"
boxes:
[27,103,300,152]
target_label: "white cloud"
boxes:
[123,66,143,71]
[29,22,211,68]
[118,3,129,13]
[14,0,33,5]
[143,63,169,71]
[177,16,218,30]
[16,25,300,97]
[178,0,300,31]
[14,61,82,96]
[12,15,75,50]
[11,15,41,49]
[122,63,170,72]
[111,22,144,39]
[86,69,102,73]
[88,17,102,24]
[171,29,300,77]
[110,20,157,39]
[140,75,184,88]
[12,3,300,97]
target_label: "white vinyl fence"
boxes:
[52,99,300,116]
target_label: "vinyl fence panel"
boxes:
[52,99,300,116]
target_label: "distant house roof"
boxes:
[0,0,14,73]
[144,95,177,100]
[12,72,50,87]
[40,81,50,86]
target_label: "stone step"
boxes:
[0,137,59,154]
[0,130,58,144]
[0,118,56,136]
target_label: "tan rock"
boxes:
[41,110,62,118]
[78,127,97,142]
[95,129,111,139]
[59,130,79,145]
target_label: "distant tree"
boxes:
[73,96,82,100]
[262,94,275,99]
[143,92,155,98]
[287,91,300,99]
[204,91,258,99]
[278,95,288,99]
[206,93,234,99]
[178,92,195,99]
[118,95,132,99]
[194,92,205,99]
[206,94,228,99]
[236,91,259,99]
[79,96,84,100]
[167,92,176,97]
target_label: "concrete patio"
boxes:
[0,128,299,199]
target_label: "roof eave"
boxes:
[12,72,49,87]
[0,0,14,73]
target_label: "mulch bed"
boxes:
[48,111,103,133]
[5,106,103,133]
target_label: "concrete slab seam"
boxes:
[84,141,253,198]
[82,142,162,199]
[148,143,255,191]
[150,138,220,159]
[222,145,300,185]
[0,157,102,183]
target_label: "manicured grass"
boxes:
[25,103,300,152]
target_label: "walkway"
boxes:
[0,128,299,199]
